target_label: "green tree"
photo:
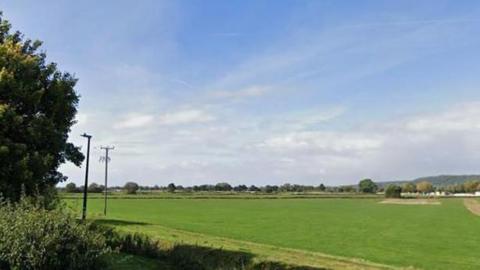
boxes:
[88,183,103,193]
[248,185,260,192]
[358,179,378,193]
[215,182,232,191]
[0,14,83,201]
[167,183,176,193]
[65,182,77,193]
[233,185,248,192]
[318,183,326,192]
[124,182,139,194]
[416,181,433,194]
[385,185,402,198]
[464,180,479,193]
[402,182,416,193]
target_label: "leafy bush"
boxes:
[385,185,402,198]
[0,198,108,270]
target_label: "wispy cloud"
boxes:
[158,109,215,125]
[210,85,270,99]
[46,1,480,186]
[114,114,155,129]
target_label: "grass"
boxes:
[61,191,381,200]
[67,197,480,270]
[104,253,169,270]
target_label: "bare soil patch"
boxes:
[380,199,441,205]
[464,199,480,216]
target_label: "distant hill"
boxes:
[378,175,480,188]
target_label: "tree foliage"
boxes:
[124,182,139,194]
[385,185,402,198]
[416,181,433,193]
[65,182,78,193]
[167,183,176,193]
[358,179,378,193]
[88,183,104,193]
[0,14,83,201]
[402,182,416,193]
[215,182,232,191]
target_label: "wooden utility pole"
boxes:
[100,146,114,216]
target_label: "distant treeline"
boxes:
[59,179,381,194]
[59,177,480,196]
[60,182,331,194]
[378,174,480,188]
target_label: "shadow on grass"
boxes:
[95,223,327,270]
[94,219,150,227]
[105,233,327,270]
[166,244,326,270]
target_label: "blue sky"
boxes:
[3,1,480,186]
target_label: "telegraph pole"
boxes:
[100,146,114,216]
[81,133,92,221]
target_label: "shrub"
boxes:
[0,198,108,270]
[385,185,402,198]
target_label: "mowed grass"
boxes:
[69,198,480,269]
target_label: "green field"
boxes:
[68,197,480,269]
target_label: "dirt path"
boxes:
[464,199,480,216]
[380,199,440,205]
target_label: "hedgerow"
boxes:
[0,198,108,270]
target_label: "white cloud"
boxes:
[404,102,480,133]
[75,113,88,126]
[114,114,155,129]
[158,109,215,125]
[62,101,480,187]
[279,107,346,131]
[211,85,270,99]
[259,131,383,155]
[55,4,480,187]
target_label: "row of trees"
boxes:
[395,180,480,194]
[63,182,140,194]
[382,181,434,198]
[63,179,480,196]
[440,180,480,193]
[62,178,384,194]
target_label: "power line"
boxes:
[100,145,114,216]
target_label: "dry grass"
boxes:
[463,199,480,216]
[379,199,441,205]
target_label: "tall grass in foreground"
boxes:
[97,225,323,270]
